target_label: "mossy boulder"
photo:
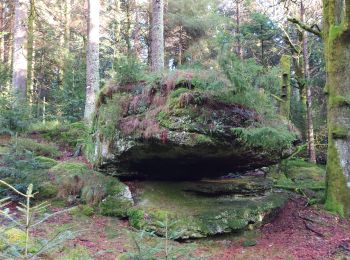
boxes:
[126,181,288,239]
[45,161,134,212]
[34,156,58,169]
[89,70,297,179]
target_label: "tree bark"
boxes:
[236,0,243,59]
[323,0,350,216]
[301,1,317,164]
[84,0,100,122]
[0,3,4,63]
[151,0,164,72]
[27,0,35,104]
[12,0,28,102]
[279,55,291,119]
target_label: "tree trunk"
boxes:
[132,4,141,59]
[151,0,164,72]
[12,0,28,102]
[125,0,133,57]
[323,0,350,216]
[27,0,35,104]
[236,0,243,59]
[63,0,70,50]
[84,0,100,122]
[301,1,317,163]
[279,55,291,119]
[178,26,183,66]
[0,3,4,63]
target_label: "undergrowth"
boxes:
[0,181,76,259]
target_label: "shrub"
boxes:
[231,127,296,152]
[0,93,33,134]
[0,181,76,259]
[109,56,146,85]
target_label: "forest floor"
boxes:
[2,134,350,259]
[34,196,350,259]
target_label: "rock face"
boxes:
[89,70,297,179]
[127,180,288,239]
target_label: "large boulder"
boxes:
[89,70,297,179]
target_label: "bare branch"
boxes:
[287,18,322,37]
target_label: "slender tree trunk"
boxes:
[0,3,4,63]
[323,0,350,216]
[178,26,183,66]
[132,5,141,59]
[63,0,70,50]
[60,0,71,88]
[114,0,121,61]
[125,0,132,56]
[27,0,35,104]
[300,1,317,163]
[279,55,291,119]
[151,0,164,72]
[4,3,14,70]
[84,0,100,122]
[236,0,243,59]
[12,0,28,102]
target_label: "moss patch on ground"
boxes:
[271,159,326,204]
[15,138,61,158]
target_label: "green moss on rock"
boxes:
[89,70,298,179]
[127,181,288,239]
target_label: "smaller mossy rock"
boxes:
[34,156,58,169]
[37,181,59,199]
[14,138,61,158]
[49,161,89,199]
[98,178,134,217]
[48,160,134,211]
[99,195,133,217]
[49,161,89,176]
[127,181,288,239]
